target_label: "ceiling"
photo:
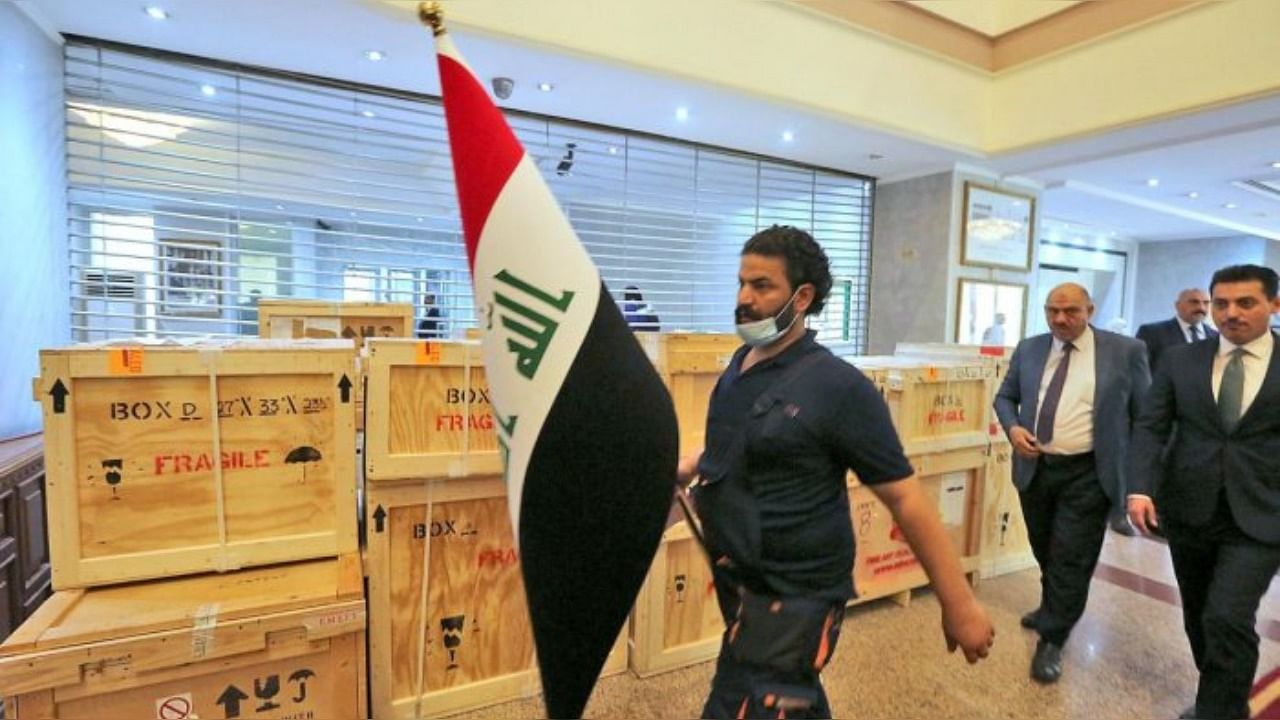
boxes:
[905,0,1082,37]
[22,0,1280,243]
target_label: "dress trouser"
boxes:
[1166,495,1280,720]
[1018,451,1110,645]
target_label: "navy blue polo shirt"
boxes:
[695,331,912,602]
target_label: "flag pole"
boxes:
[418,1,446,36]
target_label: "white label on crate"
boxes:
[939,472,968,526]
[192,603,219,659]
[155,692,194,720]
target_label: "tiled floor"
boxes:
[448,532,1280,719]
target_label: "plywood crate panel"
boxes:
[363,340,500,482]
[844,355,993,455]
[849,445,987,604]
[636,333,738,455]
[258,300,415,342]
[629,516,725,678]
[979,441,1035,578]
[365,477,624,719]
[0,556,366,720]
[894,343,1013,440]
[36,341,358,589]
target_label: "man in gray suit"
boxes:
[994,283,1150,683]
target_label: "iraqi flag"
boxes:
[427,15,680,720]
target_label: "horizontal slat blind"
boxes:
[65,40,872,352]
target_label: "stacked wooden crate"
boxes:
[361,339,625,718]
[1,340,365,719]
[841,355,993,601]
[892,343,1033,578]
[257,300,416,432]
[629,333,738,678]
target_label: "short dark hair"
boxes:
[741,225,832,315]
[623,285,643,303]
[1210,264,1279,300]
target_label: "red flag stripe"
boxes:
[437,50,524,272]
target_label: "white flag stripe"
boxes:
[474,156,601,540]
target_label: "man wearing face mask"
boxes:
[994,283,1150,684]
[677,225,994,720]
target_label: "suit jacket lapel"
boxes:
[1094,329,1112,403]
[1026,335,1052,418]
[1196,339,1224,432]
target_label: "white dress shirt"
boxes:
[1035,326,1096,455]
[1212,330,1273,417]
[1178,317,1207,343]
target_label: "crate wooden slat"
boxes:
[0,556,366,720]
[363,340,501,482]
[636,333,739,456]
[257,300,415,342]
[36,341,358,589]
[364,477,625,719]
[844,355,994,455]
[849,445,988,603]
[978,441,1035,578]
[894,342,1013,440]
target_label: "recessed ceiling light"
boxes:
[1187,191,1199,199]
[1146,178,1160,187]
[364,50,386,62]
[675,106,689,122]
[144,6,169,20]
[781,130,795,143]
[537,82,554,92]
[199,84,216,97]
[360,109,376,118]
[1223,203,1238,209]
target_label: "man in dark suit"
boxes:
[1128,264,1280,720]
[994,283,1150,684]
[1136,288,1216,374]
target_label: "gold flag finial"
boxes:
[418,2,446,37]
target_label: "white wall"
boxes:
[1133,236,1265,328]
[0,4,69,438]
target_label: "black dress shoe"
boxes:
[1020,609,1040,629]
[1031,639,1062,683]
[1109,513,1136,536]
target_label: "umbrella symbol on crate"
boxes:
[285,446,323,485]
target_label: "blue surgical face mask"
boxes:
[735,289,802,347]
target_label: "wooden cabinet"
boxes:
[0,434,51,640]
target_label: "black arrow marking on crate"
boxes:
[373,505,386,533]
[338,374,352,403]
[49,380,69,414]
[216,684,249,719]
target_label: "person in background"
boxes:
[416,292,443,339]
[679,225,993,719]
[622,285,661,331]
[1135,288,1217,375]
[981,312,1007,346]
[1128,265,1280,720]
[993,283,1150,683]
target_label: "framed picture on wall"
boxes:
[160,239,222,316]
[960,182,1035,270]
[956,279,1027,348]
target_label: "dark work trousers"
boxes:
[1166,495,1280,720]
[1018,451,1110,646]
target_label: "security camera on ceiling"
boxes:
[491,77,514,100]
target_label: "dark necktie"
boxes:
[1188,324,1201,342]
[1036,342,1075,444]
[1218,348,1246,432]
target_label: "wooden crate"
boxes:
[36,341,359,589]
[0,556,366,720]
[258,300,415,342]
[363,340,501,483]
[844,356,993,455]
[364,477,625,719]
[849,444,987,603]
[978,441,1035,578]
[629,515,725,678]
[894,343,1013,440]
[636,333,738,455]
